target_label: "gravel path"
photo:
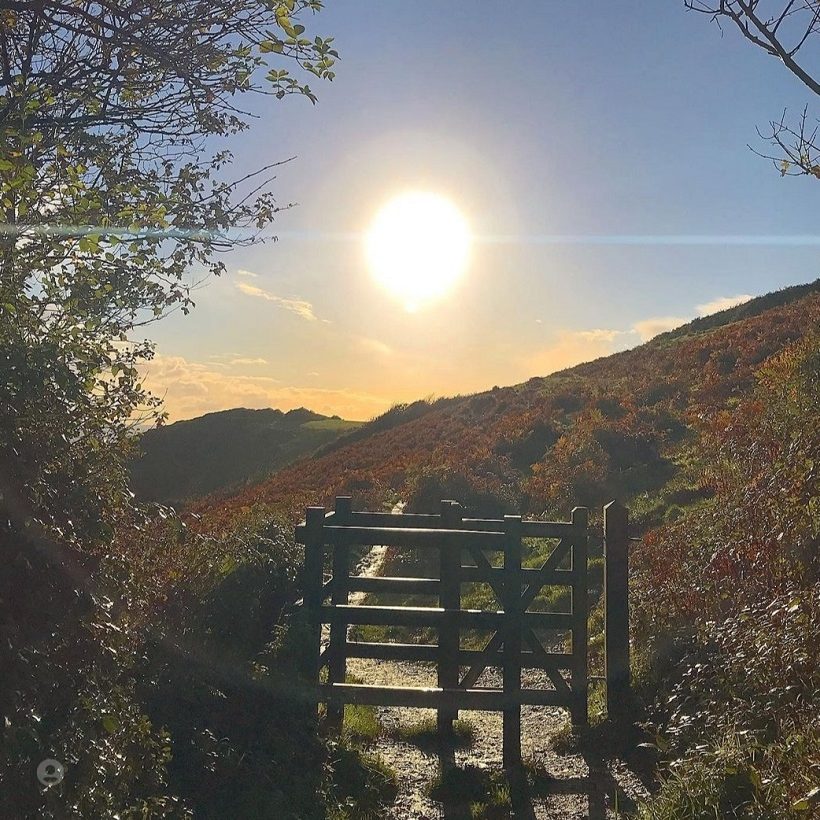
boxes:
[347,655,649,819]
[339,516,651,818]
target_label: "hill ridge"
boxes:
[191,280,820,526]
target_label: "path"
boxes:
[341,508,651,818]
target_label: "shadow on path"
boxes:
[433,739,639,819]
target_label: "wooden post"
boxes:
[302,507,326,706]
[570,506,589,728]
[327,497,352,728]
[604,500,630,721]
[438,500,462,735]
[502,514,523,768]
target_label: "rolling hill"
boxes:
[130,407,362,506]
[191,278,820,526]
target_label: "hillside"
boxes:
[130,407,362,505]
[185,279,820,817]
[194,279,820,526]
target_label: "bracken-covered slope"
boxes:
[192,280,820,527]
[131,406,362,505]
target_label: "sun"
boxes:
[365,191,471,311]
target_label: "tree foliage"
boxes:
[0,1,341,813]
[0,0,337,545]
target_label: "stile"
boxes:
[298,498,625,763]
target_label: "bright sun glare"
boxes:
[365,191,471,311]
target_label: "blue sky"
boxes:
[144,2,820,421]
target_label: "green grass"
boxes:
[343,704,382,742]
[301,418,364,432]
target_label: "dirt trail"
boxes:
[342,509,650,818]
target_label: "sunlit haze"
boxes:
[140,3,820,422]
[366,191,471,312]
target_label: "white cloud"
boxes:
[230,357,268,365]
[236,268,259,278]
[696,294,753,316]
[141,354,386,422]
[631,316,688,342]
[236,281,319,321]
[526,328,629,374]
[357,336,393,357]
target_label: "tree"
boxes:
[0,0,337,545]
[0,2,337,812]
[686,1,820,179]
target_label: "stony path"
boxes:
[347,655,649,819]
[339,521,651,819]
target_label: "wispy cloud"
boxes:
[357,336,393,357]
[236,268,259,278]
[235,281,319,322]
[230,357,268,365]
[141,355,387,422]
[696,294,752,316]
[526,328,630,375]
[630,293,754,342]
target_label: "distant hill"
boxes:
[130,407,362,505]
[190,278,820,526]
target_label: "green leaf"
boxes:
[259,39,284,54]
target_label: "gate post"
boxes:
[302,506,326,709]
[438,500,462,735]
[604,500,630,722]
[570,507,589,728]
[327,496,352,728]
[502,514,523,768]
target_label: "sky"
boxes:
[143,2,820,422]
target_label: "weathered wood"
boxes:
[302,507,326,695]
[604,500,630,721]
[326,497,352,726]
[299,498,611,752]
[502,515,523,767]
[347,575,440,595]
[460,631,504,689]
[309,525,507,549]
[459,564,574,587]
[320,604,573,629]
[570,507,589,728]
[438,501,462,732]
[465,545,505,603]
[341,641,573,669]
[341,510,575,539]
[297,512,577,540]
[318,683,568,709]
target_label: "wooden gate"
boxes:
[295,497,630,767]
